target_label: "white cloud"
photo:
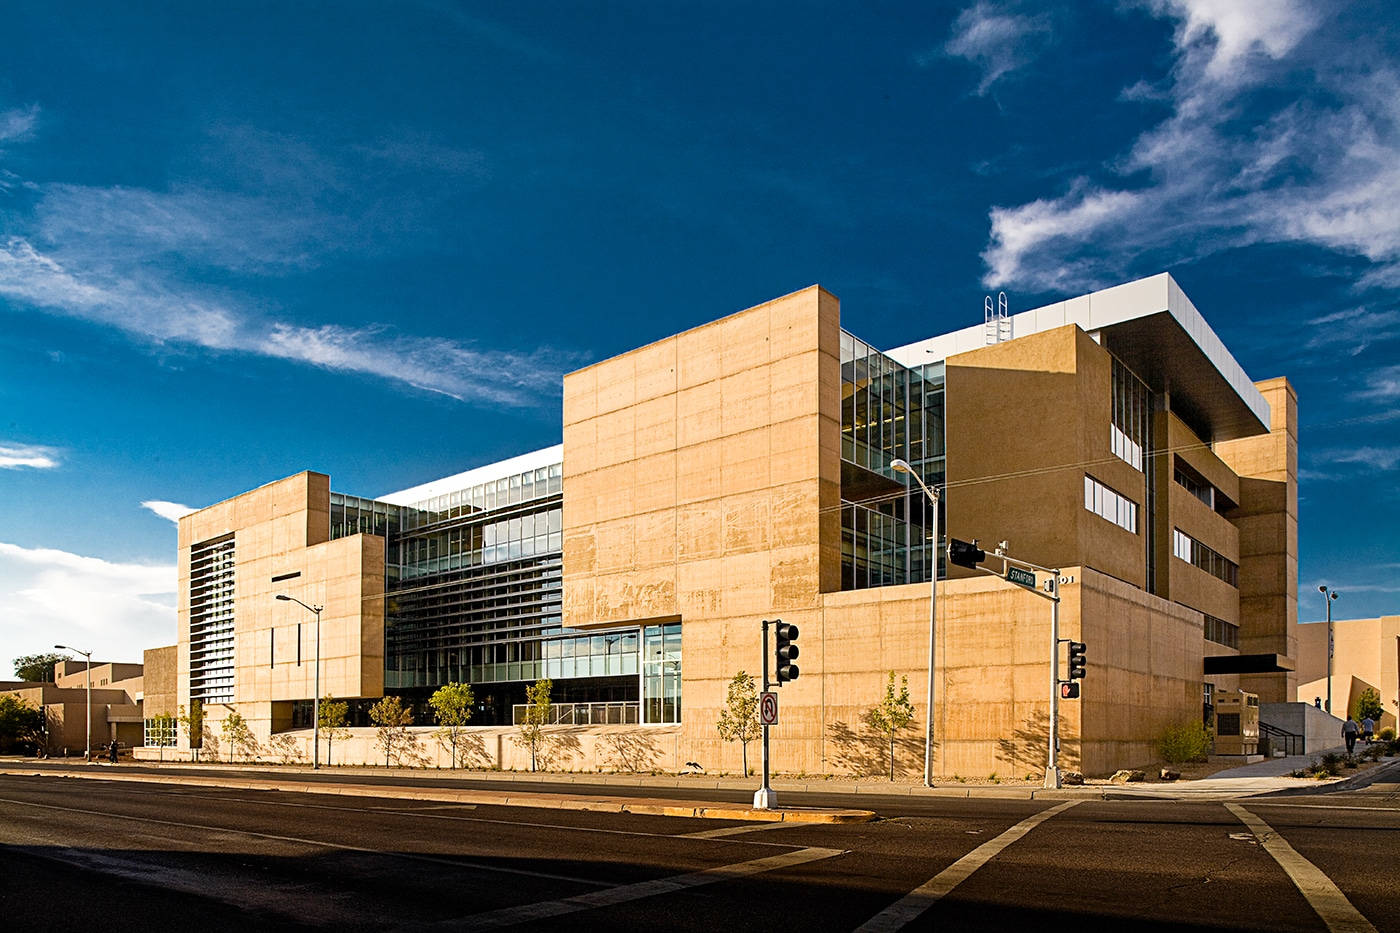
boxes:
[0,442,60,470]
[936,2,1053,95]
[980,0,1400,294]
[1356,364,1400,401]
[0,236,573,405]
[141,501,196,523]
[0,541,175,664]
[0,104,39,144]
[1329,446,1400,472]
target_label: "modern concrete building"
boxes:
[152,272,1300,777]
[1296,615,1399,731]
[1,660,146,755]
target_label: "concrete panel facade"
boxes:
[1296,615,1400,730]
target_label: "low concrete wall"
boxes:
[134,723,688,773]
[1261,702,1343,753]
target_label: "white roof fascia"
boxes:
[378,444,563,506]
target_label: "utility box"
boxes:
[1214,689,1260,755]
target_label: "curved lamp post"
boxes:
[54,644,92,761]
[275,595,323,768]
[1319,585,1339,714]
[891,458,939,787]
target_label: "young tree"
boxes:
[13,652,69,683]
[516,678,553,772]
[369,696,413,766]
[1356,687,1384,723]
[429,682,475,769]
[318,697,350,766]
[0,695,46,755]
[220,711,259,763]
[715,671,761,777]
[147,712,177,761]
[178,702,204,762]
[865,671,916,781]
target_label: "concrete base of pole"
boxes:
[753,787,777,809]
[1044,766,1061,789]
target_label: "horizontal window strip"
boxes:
[1084,475,1138,534]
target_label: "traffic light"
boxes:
[1068,641,1087,680]
[775,621,800,684]
[1060,682,1080,699]
[947,538,986,569]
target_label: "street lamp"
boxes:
[54,644,92,762]
[275,595,324,769]
[891,457,939,787]
[1319,585,1339,714]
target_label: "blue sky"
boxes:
[1,1,1397,664]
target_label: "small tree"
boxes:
[369,696,413,766]
[318,697,350,765]
[220,711,258,763]
[0,695,46,754]
[13,652,69,683]
[429,682,475,769]
[865,671,916,780]
[516,678,553,772]
[1355,687,1384,723]
[716,671,762,777]
[147,712,177,761]
[178,702,204,762]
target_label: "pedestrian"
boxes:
[108,739,118,764]
[1343,717,1359,755]
[1361,716,1375,745]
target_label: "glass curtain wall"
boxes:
[839,330,946,590]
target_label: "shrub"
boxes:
[1158,720,1211,764]
[1378,727,1396,742]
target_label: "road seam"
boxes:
[429,845,846,930]
[852,800,1080,932]
[679,821,802,839]
[1225,803,1378,933]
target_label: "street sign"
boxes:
[759,691,779,725]
[1007,566,1036,588]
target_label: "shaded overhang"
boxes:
[1204,654,1295,675]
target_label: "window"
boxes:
[1084,475,1138,533]
[1110,357,1150,471]
[1174,466,1215,509]
[1204,614,1239,649]
[1172,529,1239,587]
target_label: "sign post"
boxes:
[755,620,776,809]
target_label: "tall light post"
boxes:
[54,644,92,761]
[275,595,323,769]
[891,458,939,787]
[1319,585,1339,714]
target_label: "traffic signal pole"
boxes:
[755,619,775,810]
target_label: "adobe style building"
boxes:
[1296,615,1399,731]
[1,660,147,755]
[152,272,1299,777]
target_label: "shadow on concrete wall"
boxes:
[827,719,927,778]
[599,731,661,773]
[995,711,1079,776]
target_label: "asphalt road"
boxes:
[1,773,1397,931]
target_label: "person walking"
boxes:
[1361,716,1376,745]
[1343,717,1360,755]
[108,739,118,764]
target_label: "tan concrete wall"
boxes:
[1215,378,1298,702]
[176,472,385,744]
[1296,616,1399,730]
[944,325,1146,590]
[142,645,178,719]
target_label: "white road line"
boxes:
[0,795,610,887]
[1248,803,1400,815]
[853,800,1080,933]
[680,821,801,839]
[436,845,846,930]
[1226,804,1378,933]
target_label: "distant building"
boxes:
[1297,615,1399,730]
[153,272,1299,775]
[1,659,146,755]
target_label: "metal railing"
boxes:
[511,701,639,726]
[1259,721,1304,756]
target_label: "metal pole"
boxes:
[1325,592,1333,715]
[754,620,775,809]
[1045,576,1061,789]
[85,656,92,763]
[925,487,938,787]
[313,606,322,770]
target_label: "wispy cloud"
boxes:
[141,501,196,523]
[981,1,1400,295]
[0,541,174,663]
[0,442,60,470]
[1330,446,1400,472]
[0,104,39,144]
[932,2,1053,95]
[1356,364,1400,401]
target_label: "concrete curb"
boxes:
[0,768,875,824]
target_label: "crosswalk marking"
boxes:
[853,801,1080,932]
[1226,804,1378,933]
